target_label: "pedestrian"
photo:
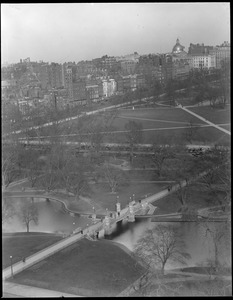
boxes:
[22,257,26,263]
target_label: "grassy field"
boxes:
[86,181,166,212]
[189,105,230,125]
[65,105,230,145]
[2,232,63,269]
[8,238,145,297]
[153,185,224,215]
[130,276,232,296]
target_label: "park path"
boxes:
[3,96,149,137]
[2,221,103,280]
[2,168,216,281]
[3,282,79,298]
[179,105,231,136]
[117,269,231,297]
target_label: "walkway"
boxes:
[2,221,103,280]
[118,269,231,297]
[3,282,79,298]
[3,96,148,137]
[3,190,94,217]
[2,168,218,281]
[179,105,231,136]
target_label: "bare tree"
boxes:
[61,155,90,200]
[125,120,143,164]
[2,198,15,224]
[2,141,23,190]
[196,164,230,211]
[20,202,39,232]
[99,162,129,193]
[201,219,231,273]
[134,225,191,276]
[151,134,175,177]
[183,119,199,144]
[175,184,189,208]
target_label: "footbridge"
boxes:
[3,169,212,280]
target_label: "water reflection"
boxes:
[108,218,231,270]
[3,197,89,234]
[3,197,231,270]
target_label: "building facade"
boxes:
[210,41,230,69]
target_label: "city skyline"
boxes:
[1,3,230,64]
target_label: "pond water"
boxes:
[3,197,231,270]
[3,197,90,234]
[108,218,231,270]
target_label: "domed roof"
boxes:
[172,38,185,54]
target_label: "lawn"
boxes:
[113,107,206,130]
[130,277,232,296]
[176,266,232,276]
[65,105,230,146]
[153,185,220,215]
[189,105,230,126]
[8,238,145,297]
[2,232,63,269]
[87,181,166,212]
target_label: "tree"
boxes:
[200,219,231,273]
[151,134,175,177]
[152,80,163,105]
[125,120,143,164]
[2,140,24,190]
[134,225,191,275]
[20,202,39,232]
[180,206,198,221]
[2,198,15,224]
[166,79,177,106]
[61,155,90,200]
[19,148,43,187]
[98,162,129,193]
[183,119,200,144]
[196,148,231,211]
[175,184,189,208]
[218,59,230,107]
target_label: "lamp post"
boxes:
[10,256,13,278]
[133,194,135,201]
[93,206,95,214]
[72,222,75,234]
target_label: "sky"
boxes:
[1,3,230,64]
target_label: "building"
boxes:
[39,63,50,89]
[39,62,63,90]
[115,52,140,62]
[72,80,87,101]
[49,63,63,89]
[190,54,216,70]
[101,55,119,73]
[86,84,100,100]
[136,74,146,89]
[210,41,230,69]
[160,54,173,82]
[102,78,117,97]
[120,60,137,74]
[76,61,97,76]
[188,43,214,56]
[171,38,191,79]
